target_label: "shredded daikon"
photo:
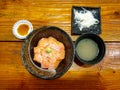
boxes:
[74,8,99,31]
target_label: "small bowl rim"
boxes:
[12,20,33,39]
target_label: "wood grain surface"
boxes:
[0,0,120,90]
[0,42,120,89]
[0,0,120,41]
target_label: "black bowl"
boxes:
[75,33,106,65]
[21,26,75,80]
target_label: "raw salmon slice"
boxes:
[33,37,65,69]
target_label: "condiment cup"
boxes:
[12,20,33,39]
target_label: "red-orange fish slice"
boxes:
[33,37,65,69]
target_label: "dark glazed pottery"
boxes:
[21,26,75,80]
[75,33,106,65]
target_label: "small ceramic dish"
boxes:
[21,26,75,80]
[12,20,33,39]
[72,6,101,35]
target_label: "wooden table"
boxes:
[0,0,120,89]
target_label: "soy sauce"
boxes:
[17,24,29,36]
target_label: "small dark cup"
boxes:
[75,33,106,65]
